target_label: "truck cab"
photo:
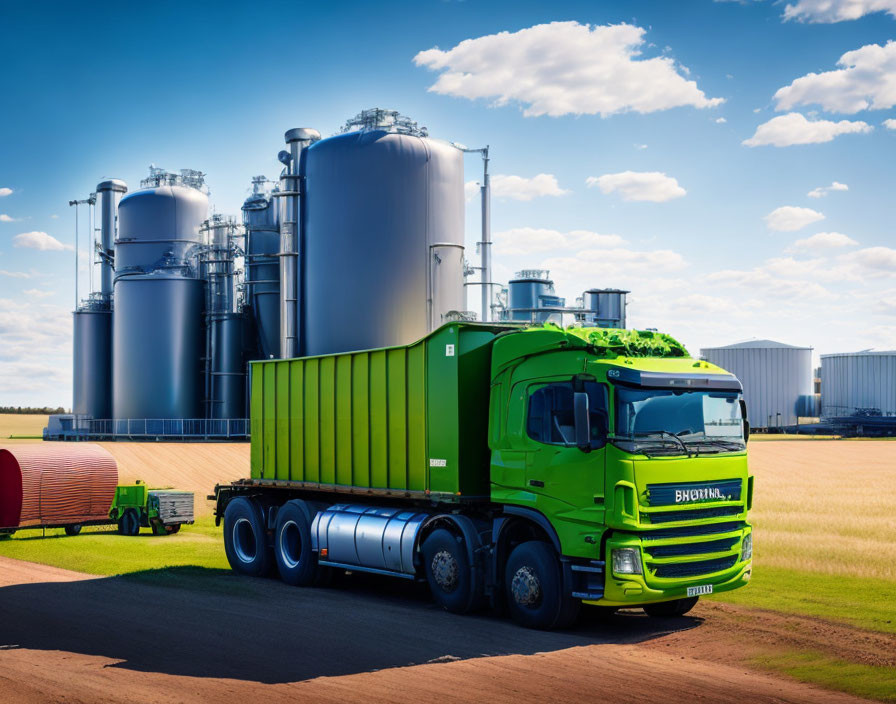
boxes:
[489,326,753,619]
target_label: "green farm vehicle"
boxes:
[214,322,753,629]
[111,481,195,536]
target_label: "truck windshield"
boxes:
[614,387,745,455]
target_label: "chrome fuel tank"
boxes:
[310,504,430,576]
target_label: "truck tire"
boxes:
[165,524,181,535]
[505,541,580,630]
[274,500,329,586]
[64,524,82,536]
[118,509,140,536]
[422,528,476,614]
[223,497,272,577]
[643,597,699,617]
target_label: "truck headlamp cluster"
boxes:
[612,548,643,575]
[741,533,753,562]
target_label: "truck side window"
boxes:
[527,382,608,448]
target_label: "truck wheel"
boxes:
[165,524,181,535]
[223,497,272,577]
[422,528,476,614]
[273,500,329,586]
[64,524,82,536]
[644,597,699,617]
[118,509,139,536]
[505,541,580,630]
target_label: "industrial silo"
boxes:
[112,171,208,421]
[504,270,565,323]
[301,118,465,356]
[820,351,896,417]
[72,179,127,420]
[242,179,280,360]
[700,340,814,429]
[582,288,628,328]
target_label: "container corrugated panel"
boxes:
[250,323,502,501]
[150,491,194,524]
[0,444,118,529]
[820,351,896,416]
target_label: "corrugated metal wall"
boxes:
[820,352,896,416]
[0,444,118,529]
[700,345,814,428]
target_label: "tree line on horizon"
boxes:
[0,406,69,415]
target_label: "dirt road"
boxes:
[0,556,883,704]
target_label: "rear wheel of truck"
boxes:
[643,597,699,617]
[505,541,580,630]
[165,524,181,535]
[64,524,82,536]
[223,497,272,577]
[422,528,477,614]
[274,500,330,586]
[117,509,140,536]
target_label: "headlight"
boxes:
[612,548,643,575]
[741,533,753,562]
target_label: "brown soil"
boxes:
[0,556,881,704]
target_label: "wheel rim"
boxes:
[511,565,542,608]
[279,520,302,569]
[431,550,459,593]
[233,517,257,563]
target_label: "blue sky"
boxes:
[1,0,895,407]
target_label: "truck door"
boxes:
[522,380,608,510]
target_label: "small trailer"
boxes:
[110,481,194,536]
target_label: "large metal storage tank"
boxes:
[113,274,205,419]
[115,185,208,274]
[72,308,112,418]
[302,129,465,356]
[113,178,208,420]
[242,187,280,360]
[506,270,564,323]
[582,288,627,328]
[820,351,896,417]
[700,340,814,429]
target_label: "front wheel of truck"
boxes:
[223,497,272,577]
[643,597,699,617]
[505,541,580,630]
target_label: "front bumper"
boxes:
[585,527,753,607]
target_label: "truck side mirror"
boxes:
[574,392,591,453]
[740,399,750,443]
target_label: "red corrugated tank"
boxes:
[0,444,118,529]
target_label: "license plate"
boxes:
[687,584,713,597]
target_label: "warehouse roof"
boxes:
[701,339,812,351]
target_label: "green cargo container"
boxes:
[250,323,509,501]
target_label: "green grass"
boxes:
[710,566,896,634]
[0,516,229,575]
[754,651,896,703]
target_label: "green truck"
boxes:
[213,322,753,629]
[111,481,195,536]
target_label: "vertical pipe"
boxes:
[72,201,79,309]
[279,128,320,359]
[480,148,491,323]
[96,180,127,301]
[88,197,94,296]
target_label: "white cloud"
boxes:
[773,41,896,113]
[22,289,54,299]
[885,118,896,129]
[875,298,896,315]
[783,0,896,23]
[0,214,19,222]
[0,188,12,197]
[50,214,59,219]
[12,231,72,251]
[845,246,896,275]
[807,181,849,198]
[413,21,723,118]
[493,227,625,256]
[543,248,687,276]
[634,143,648,150]
[0,270,31,279]
[466,173,569,202]
[743,112,872,146]
[716,117,727,123]
[764,206,825,231]
[586,171,686,202]
[787,232,859,253]
[707,266,837,300]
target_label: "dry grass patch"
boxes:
[0,414,48,438]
